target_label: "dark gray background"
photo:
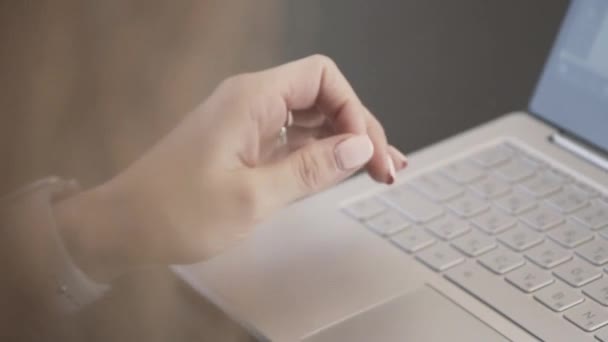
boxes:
[284,0,570,153]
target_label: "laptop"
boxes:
[174,1,608,341]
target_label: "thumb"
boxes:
[256,134,374,210]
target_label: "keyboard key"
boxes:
[573,182,600,198]
[364,209,410,236]
[583,278,608,306]
[564,300,608,332]
[425,214,470,240]
[547,186,589,213]
[470,176,510,199]
[416,244,464,272]
[506,264,554,293]
[576,239,608,266]
[445,261,585,341]
[521,205,564,232]
[411,173,463,202]
[498,222,543,252]
[546,167,573,183]
[596,326,608,341]
[553,259,602,287]
[573,200,608,230]
[382,186,444,223]
[447,192,489,218]
[495,190,536,215]
[494,157,537,183]
[441,160,484,184]
[549,220,594,248]
[470,145,513,167]
[451,230,497,257]
[390,227,436,253]
[343,197,386,220]
[478,247,525,274]
[520,172,562,198]
[471,207,517,235]
[525,241,572,269]
[534,282,584,312]
[518,152,547,169]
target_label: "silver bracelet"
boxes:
[4,177,110,313]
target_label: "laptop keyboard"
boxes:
[342,141,608,339]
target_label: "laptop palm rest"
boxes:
[302,285,510,342]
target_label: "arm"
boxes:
[51,55,408,282]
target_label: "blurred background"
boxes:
[286,0,569,153]
[1,0,569,192]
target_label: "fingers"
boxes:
[220,54,404,184]
[388,145,408,170]
[258,125,331,164]
[264,55,367,132]
[234,55,366,139]
[258,122,332,162]
[244,55,393,181]
[256,134,374,209]
[292,108,326,128]
[362,110,392,183]
[284,125,332,149]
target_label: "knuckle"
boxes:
[218,75,239,91]
[294,151,325,192]
[232,177,261,222]
[309,54,336,70]
[363,111,386,141]
[217,73,252,96]
[371,117,386,136]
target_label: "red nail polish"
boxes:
[387,155,396,184]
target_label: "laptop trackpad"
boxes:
[302,286,508,342]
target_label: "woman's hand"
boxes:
[53,55,408,281]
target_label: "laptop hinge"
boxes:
[550,132,608,172]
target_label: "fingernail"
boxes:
[390,146,408,169]
[335,135,374,170]
[387,155,396,184]
[400,155,408,169]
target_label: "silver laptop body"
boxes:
[175,1,608,341]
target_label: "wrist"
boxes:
[52,180,132,282]
[2,177,111,313]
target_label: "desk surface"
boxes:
[79,268,256,342]
[8,267,257,342]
